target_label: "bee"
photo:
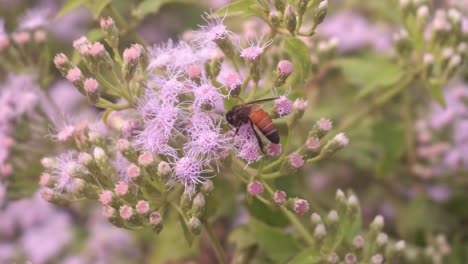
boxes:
[226,98,279,151]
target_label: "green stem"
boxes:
[402,90,416,166]
[203,221,227,264]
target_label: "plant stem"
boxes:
[203,221,227,264]
[402,90,416,166]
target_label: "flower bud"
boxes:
[273,190,287,205]
[305,137,320,152]
[314,223,327,240]
[352,235,365,249]
[201,179,214,195]
[99,190,113,205]
[269,11,281,27]
[314,1,328,25]
[327,210,339,223]
[158,161,171,177]
[180,189,192,210]
[83,78,100,104]
[310,212,322,224]
[275,60,294,86]
[117,139,138,163]
[309,118,332,139]
[100,17,119,49]
[188,217,202,235]
[136,200,150,215]
[66,67,84,93]
[394,29,412,56]
[150,212,163,233]
[327,252,339,263]
[344,253,357,264]
[423,53,434,77]
[288,197,309,215]
[371,215,385,231]
[416,5,429,28]
[288,153,304,169]
[319,133,349,159]
[122,44,142,82]
[266,143,282,157]
[273,96,293,118]
[247,180,264,196]
[54,53,72,75]
[447,54,462,77]
[370,254,384,264]
[192,192,206,218]
[41,188,69,206]
[39,173,53,187]
[285,5,297,34]
[41,157,56,169]
[376,232,388,247]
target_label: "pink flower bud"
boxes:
[149,212,162,225]
[138,152,154,166]
[89,42,105,57]
[1,163,12,176]
[288,153,304,168]
[39,173,52,187]
[317,118,332,131]
[73,36,89,49]
[114,181,129,197]
[102,206,115,219]
[186,64,201,79]
[274,96,293,117]
[34,30,46,43]
[100,17,115,29]
[99,190,113,205]
[0,38,10,50]
[266,143,282,157]
[117,138,130,151]
[12,32,30,44]
[123,44,141,62]
[83,78,98,93]
[247,180,264,196]
[127,164,140,179]
[273,190,287,204]
[292,198,309,215]
[293,98,308,111]
[41,188,54,202]
[56,125,75,142]
[136,200,150,214]
[119,205,133,220]
[306,137,320,151]
[277,60,294,77]
[66,67,82,82]
[223,72,242,92]
[53,53,69,67]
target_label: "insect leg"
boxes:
[249,120,265,153]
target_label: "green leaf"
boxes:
[284,38,312,88]
[246,197,289,227]
[137,0,190,17]
[248,219,301,262]
[372,121,405,175]
[288,248,322,264]
[335,54,403,99]
[216,0,264,18]
[228,224,257,250]
[87,0,111,19]
[56,0,89,19]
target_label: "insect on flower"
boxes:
[226,98,279,151]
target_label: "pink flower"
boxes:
[53,53,68,67]
[306,137,321,150]
[100,17,114,29]
[192,80,224,109]
[83,78,98,93]
[317,118,333,131]
[114,181,129,197]
[119,205,133,220]
[288,153,304,168]
[186,64,202,79]
[273,190,287,204]
[237,142,262,164]
[12,32,30,44]
[66,67,82,82]
[274,96,293,117]
[194,13,237,47]
[240,37,272,63]
[39,173,52,187]
[99,190,113,205]
[277,60,294,77]
[123,44,141,62]
[293,198,309,215]
[222,71,242,94]
[136,200,150,214]
[56,125,75,142]
[48,151,84,192]
[266,143,282,157]
[185,126,230,163]
[89,42,105,57]
[171,155,209,191]
[126,164,140,179]
[149,212,162,225]
[138,152,154,166]
[247,180,264,196]
[103,206,115,219]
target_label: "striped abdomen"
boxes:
[249,108,279,144]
